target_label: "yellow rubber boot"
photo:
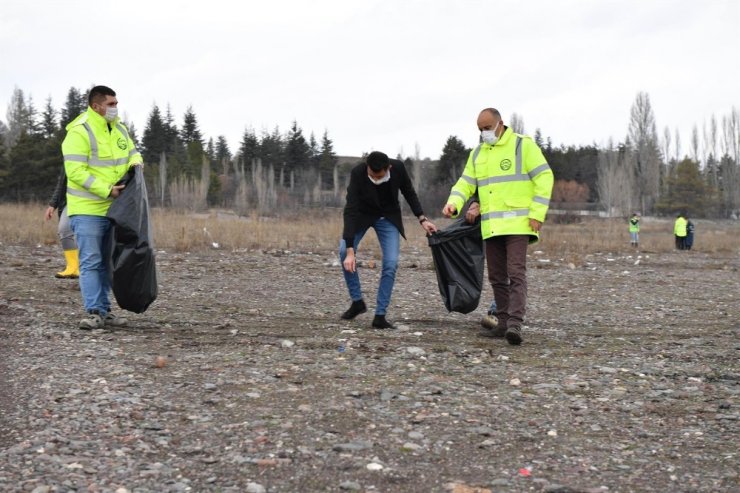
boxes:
[55,249,80,279]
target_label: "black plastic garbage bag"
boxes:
[106,166,158,313]
[427,217,484,314]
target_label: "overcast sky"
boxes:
[1,0,738,159]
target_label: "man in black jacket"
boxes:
[340,151,437,329]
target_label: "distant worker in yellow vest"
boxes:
[674,213,687,250]
[629,212,640,248]
[442,108,554,345]
[62,85,143,329]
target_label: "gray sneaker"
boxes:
[79,312,104,330]
[104,312,128,327]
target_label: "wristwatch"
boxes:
[418,215,428,224]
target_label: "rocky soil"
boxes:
[0,243,738,492]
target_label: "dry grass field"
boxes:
[2,203,737,257]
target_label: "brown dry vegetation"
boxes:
[1,204,738,257]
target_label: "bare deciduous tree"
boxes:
[509,112,525,134]
[598,140,634,216]
[627,92,661,213]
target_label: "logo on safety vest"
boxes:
[500,159,512,171]
[117,138,127,150]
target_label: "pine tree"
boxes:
[41,97,57,139]
[655,158,716,216]
[215,136,232,163]
[163,104,180,156]
[206,137,215,163]
[181,106,204,146]
[435,136,469,185]
[239,127,260,168]
[534,128,544,148]
[259,127,284,169]
[142,105,167,165]
[318,130,337,190]
[7,130,52,201]
[0,126,9,195]
[60,87,85,130]
[284,121,310,187]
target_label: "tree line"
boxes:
[1,86,738,218]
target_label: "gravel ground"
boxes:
[0,243,738,493]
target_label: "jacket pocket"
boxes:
[504,198,530,210]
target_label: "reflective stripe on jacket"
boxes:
[62,107,143,216]
[446,127,554,242]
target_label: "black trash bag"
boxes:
[427,217,484,313]
[106,166,158,313]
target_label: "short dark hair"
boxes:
[481,107,501,119]
[367,151,390,172]
[88,85,116,106]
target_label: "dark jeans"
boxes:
[485,235,529,328]
[675,235,687,250]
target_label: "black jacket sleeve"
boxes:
[48,168,67,209]
[342,167,362,249]
[398,163,424,218]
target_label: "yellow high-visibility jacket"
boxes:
[446,127,554,242]
[674,217,687,237]
[62,107,142,216]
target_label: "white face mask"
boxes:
[368,170,391,185]
[481,122,501,145]
[104,107,118,122]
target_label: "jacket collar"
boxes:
[85,106,120,130]
[482,126,514,149]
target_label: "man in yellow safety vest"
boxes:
[443,108,554,345]
[63,85,143,329]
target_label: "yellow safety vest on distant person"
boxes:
[446,127,554,242]
[62,107,142,216]
[674,217,687,237]
[629,218,640,233]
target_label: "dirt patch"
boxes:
[0,245,737,492]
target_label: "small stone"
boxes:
[408,431,424,440]
[246,483,266,493]
[509,378,521,386]
[31,487,51,493]
[470,426,494,436]
[153,356,167,368]
[333,441,373,452]
[281,339,295,348]
[401,442,422,451]
[366,462,383,471]
[406,347,426,356]
[339,481,362,491]
[547,429,558,437]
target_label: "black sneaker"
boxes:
[371,315,396,330]
[505,325,523,345]
[341,300,367,320]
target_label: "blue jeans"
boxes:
[339,218,400,316]
[70,215,113,315]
